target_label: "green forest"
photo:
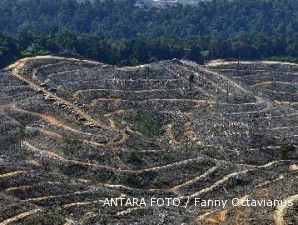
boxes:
[0,0,297,68]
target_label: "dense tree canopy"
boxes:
[0,0,297,68]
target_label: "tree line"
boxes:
[0,0,297,68]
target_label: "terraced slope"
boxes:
[0,56,297,224]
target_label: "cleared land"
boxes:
[0,56,297,224]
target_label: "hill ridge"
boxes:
[0,56,297,224]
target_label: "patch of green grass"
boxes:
[43,207,64,224]
[78,92,93,104]
[63,134,81,145]
[61,134,82,156]
[133,115,163,138]
[57,87,73,99]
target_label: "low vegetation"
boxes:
[0,52,296,224]
[279,144,296,159]
[132,114,164,138]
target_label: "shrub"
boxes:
[189,74,195,83]
[204,148,219,158]
[125,171,157,188]
[43,207,64,224]
[127,150,143,166]
[279,144,296,159]
[61,134,82,156]
[133,114,163,138]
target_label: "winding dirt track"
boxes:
[184,160,294,199]
[274,194,298,225]
[0,56,296,224]
[11,103,128,147]
[171,164,220,191]
[8,58,132,147]
[0,209,42,225]
[207,60,298,67]
[0,171,25,178]
[8,59,121,131]
[21,141,205,173]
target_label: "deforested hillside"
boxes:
[0,56,297,224]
